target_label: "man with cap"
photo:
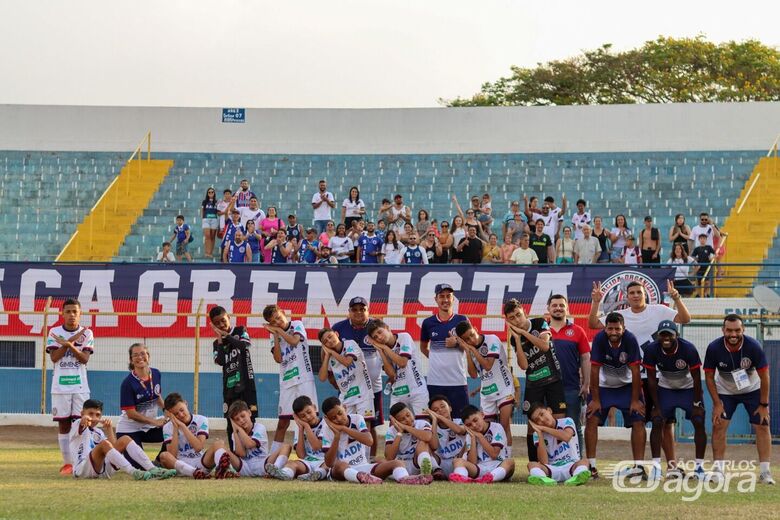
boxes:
[389,194,411,234]
[331,296,383,457]
[420,284,470,416]
[642,320,706,481]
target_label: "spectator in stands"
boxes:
[375,219,387,241]
[690,212,719,248]
[692,234,716,297]
[297,228,320,263]
[201,188,219,258]
[456,225,483,264]
[620,235,641,265]
[216,189,232,242]
[319,220,336,248]
[668,214,692,255]
[478,193,494,231]
[530,219,554,264]
[712,223,727,278]
[524,195,541,222]
[266,229,294,264]
[400,233,428,264]
[389,194,412,234]
[556,227,575,264]
[668,243,695,296]
[286,214,304,245]
[235,179,255,208]
[449,215,466,264]
[156,242,175,263]
[347,219,364,246]
[639,216,661,264]
[220,209,243,261]
[505,212,529,245]
[571,198,591,241]
[399,222,414,246]
[245,220,262,263]
[341,186,365,228]
[482,233,502,264]
[452,195,485,239]
[538,203,559,244]
[609,214,631,263]
[311,180,336,234]
[414,209,430,237]
[510,235,538,264]
[429,219,441,237]
[170,215,192,263]
[591,216,611,263]
[544,195,566,241]
[317,245,338,264]
[421,229,444,264]
[500,233,517,264]
[502,201,522,233]
[260,206,285,240]
[573,224,602,264]
[357,221,382,264]
[224,229,251,263]
[381,230,402,265]
[330,223,355,264]
[376,198,393,229]
[227,195,265,229]
[435,220,453,263]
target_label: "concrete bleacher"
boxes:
[115,150,763,261]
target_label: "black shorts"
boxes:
[522,380,567,415]
[643,378,676,424]
[371,391,384,426]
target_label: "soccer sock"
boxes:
[391,466,409,481]
[344,468,360,483]
[105,448,135,475]
[214,448,227,465]
[588,458,597,468]
[573,465,589,476]
[490,467,507,481]
[125,441,155,470]
[271,441,283,454]
[58,434,72,465]
[453,467,469,478]
[652,457,662,468]
[695,458,704,469]
[280,467,295,479]
[275,455,289,468]
[760,462,771,473]
[529,467,546,478]
[174,460,196,477]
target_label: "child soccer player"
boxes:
[158,392,233,479]
[321,396,422,484]
[526,402,591,486]
[70,399,175,480]
[455,320,515,457]
[222,400,291,477]
[318,327,375,421]
[47,298,94,475]
[266,395,328,481]
[210,305,258,449]
[263,304,318,456]
[170,214,192,262]
[449,405,515,484]
[425,395,467,479]
[384,402,435,484]
[366,319,429,416]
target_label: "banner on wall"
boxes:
[0,263,674,338]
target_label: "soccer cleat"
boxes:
[474,473,494,484]
[564,469,591,486]
[666,467,685,480]
[431,468,447,481]
[223,470,240,479]
[448,473,472,483]
[356,471,383,484]
[193,469,212,480]
[589,466,600,480]
[59,464,73,476]
[528,475,557,486]
[265,464,293,481]
[618,465,647,481]
[149,467,177,480]
[214,453,232,479]
[692,466,706,480]
[132,469,153,481]
[298,468,326,481]
[706,471,723,484]
[398,474,433,485]
[759,472,776,485]
[648,465,662,481]
[420,457,433,476]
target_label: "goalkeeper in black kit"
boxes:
[210,305,258,449]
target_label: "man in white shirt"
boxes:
[389,194,412,233]
[690,212,720,248]
[311,180,336,234]
[571,199,591,240]
[509,235,538,264]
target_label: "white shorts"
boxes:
[349,462,378,475]
[238,457,268,477]
[476,459,501,477]
[344,397,375,421]
[479,387,514,418]
[202,217,218,230]
[548,462,576,482]
[401,459,419,475]
[279,380,318,418]
[300,458,326,475]
[73,456,116,479]
[52,392,89,421]
[180,454,207,472]
[390,390,430,417]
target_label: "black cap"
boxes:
[435,283,455,295]
[656,320,678,335]
[349,296,368,308]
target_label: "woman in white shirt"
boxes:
[381,230,403,264]
[341,186,365,229]
[329,223,355,264]
[609,214,631,263]
[667,243,695,296]
[450,215,467,264]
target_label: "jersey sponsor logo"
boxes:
[675,359,688,369]
[481,383,499,395]
[344,386,361,399]
[283,367,300,381]
[599,270,662,313]
[59,375,81,385]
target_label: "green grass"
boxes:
[1,448,778,520]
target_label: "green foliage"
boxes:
[444,36,780,106]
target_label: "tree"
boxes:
[443,36,780,106]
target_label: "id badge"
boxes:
[732,368,751,391]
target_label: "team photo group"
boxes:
[48,276,774,487]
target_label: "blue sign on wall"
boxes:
[221,108,245,123]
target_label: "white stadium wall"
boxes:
[0,102,778,154]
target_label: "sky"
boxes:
[1,0,778,108]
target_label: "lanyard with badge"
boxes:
[728,346,751,391]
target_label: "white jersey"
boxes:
[471,334,513,399]
[384,419,432,461]
[293,418,327,463]
[320,413,370,466]
[571,211,591,240]
[46,325,94,394]
[311,191,335,221]
[232,423,269,462]
[162,413,209,459]
[328,340,374,407]
[277,320,315,389]
[466,422,507,463]
[69,419,107,468]
[532,417,580,467]
[434,419,467,461]
[238,207,266,228]
[390,332,428,399]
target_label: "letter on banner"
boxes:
[471,272,526,332]
[19,268,62,333]
[248,270,296,328]
[77,270,117,327]
[137,270,180,328]
[385,271,412,330]
[303,271,378,330]
[416,272,462,328]
[189,270,237,327]
[530,271,573,315]
[0,269,6,326]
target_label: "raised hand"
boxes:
[591,281,603,304]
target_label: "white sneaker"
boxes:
[648,465,662,481]
[759,472,776,485]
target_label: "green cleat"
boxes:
[420,457,433,476]
[132,469,154,481]
[528,475,557,486]
[564,469,591,486]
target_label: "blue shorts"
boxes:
[428,384,470,419]
[657,387,698,421]
[590,385,644,427]
[719,390,762,425]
